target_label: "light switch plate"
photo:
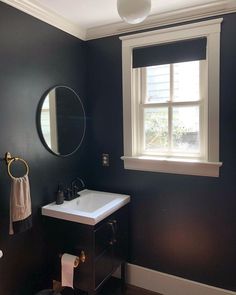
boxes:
[102,153,109,166]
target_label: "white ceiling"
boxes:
[2,0,236,39]
[32,0,220,29]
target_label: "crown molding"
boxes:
[86,0,236,40]
[1,0,86,40]
[1,0,236,41]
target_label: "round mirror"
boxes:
[37,86,86,156]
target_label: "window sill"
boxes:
[121,156,222,177]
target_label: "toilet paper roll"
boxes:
[61,253,77,289]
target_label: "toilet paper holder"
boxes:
[59,250,86,268]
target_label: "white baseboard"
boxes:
[114,263,236,295]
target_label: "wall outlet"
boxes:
[102,153,109,166]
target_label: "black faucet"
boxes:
[71,177,85,199]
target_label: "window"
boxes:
[136,60,206,160]
[120,18,223,177]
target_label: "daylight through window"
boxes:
[136,60,206,160]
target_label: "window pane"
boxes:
[146,65,170,103]
[172,106,200,152]
[173,61,200,102]
[144,108,168,151]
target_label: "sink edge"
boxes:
[42,194,130,225]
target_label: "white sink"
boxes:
[42,189,130,225]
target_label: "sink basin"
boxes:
[42,189,130,225]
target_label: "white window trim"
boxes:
[120,18,223,177]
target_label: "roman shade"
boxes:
[132,37,207,68]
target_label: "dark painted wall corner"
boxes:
[0,2,88,294]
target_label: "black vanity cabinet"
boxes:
[44,204,129,295]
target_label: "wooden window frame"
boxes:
[120,18,223,177]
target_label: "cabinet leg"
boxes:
[121,262,126,291]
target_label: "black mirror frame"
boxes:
[36,85,86,157]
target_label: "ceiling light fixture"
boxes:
[117,0,151,24]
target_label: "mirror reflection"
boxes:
[39,86,86,156]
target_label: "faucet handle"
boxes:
[71,177,85,198]
[76,177,85,189]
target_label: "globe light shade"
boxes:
[117,0,151,24]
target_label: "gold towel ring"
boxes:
[5,152,29,179]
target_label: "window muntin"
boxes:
[136,60,206,159]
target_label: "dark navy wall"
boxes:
[86,14,236,291]
[0,2,87,294]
